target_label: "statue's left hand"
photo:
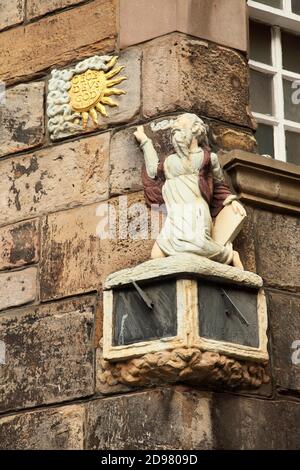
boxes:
[231,200,247,217]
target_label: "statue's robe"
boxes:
[141,146,236,263]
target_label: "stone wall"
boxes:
[0,0,299,450]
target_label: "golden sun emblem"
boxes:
[69,56,127,129]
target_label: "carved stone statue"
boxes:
[134,113,246,269]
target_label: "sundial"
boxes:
[103,254,268,364]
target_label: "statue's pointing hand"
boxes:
[134,125,148,145]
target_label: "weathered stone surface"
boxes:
[110,126,143,195]
[0,404,85,450]
[209,123,257,153]
[213,394,300,449]
[267,291,300,393]
[0,0,24,31]
[0,83,45,158]
[41,193,154,300]
[254,209,300,291]
[86,388,213,450]
[0,132,110,227]
[143,34,253,128]
[0,267,37,312]
[0,296,95,413]
[0,0,116,84]
[27,0,82,19]
[0,219,39,271]
[49,47,141,140]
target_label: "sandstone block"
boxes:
[41,193,154,301]
[143,34,252,129]
[254,209,300,291]
[267,290,300,393]
[0,0,24,31]
[209,123,257,153]
[119,0,176,49]
[86,388,213,450]
[0,132,110,227]
[0,404,85,449]
[0,296,95,413]
[0,0,116,84]
[0,83,44,158]
[110,126,143,195]
[0,219,39,271]
[0,267,37,311]
[27,0,83,19]
[213,394,300,449]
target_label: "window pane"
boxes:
[255,124,274,156]
[283,79,300,123]
[250,70,273,115]
[253,0,282,8]
[286,131,300,165]
[249,21,272,65]
[282,31,300,74]
[292,0,300,15]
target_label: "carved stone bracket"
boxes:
[221,150,300,215]
[99,347,270,390]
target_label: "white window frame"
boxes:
[248,0,300,162]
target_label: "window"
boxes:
[248,0,300,165]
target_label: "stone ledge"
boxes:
[104,253,263,290]
[221,150,300,215]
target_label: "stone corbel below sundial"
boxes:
[101,113,270,391]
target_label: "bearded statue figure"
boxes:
[134,113,246,270]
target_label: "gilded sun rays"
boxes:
[69,56,127,129]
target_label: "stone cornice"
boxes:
[220,150,300,215]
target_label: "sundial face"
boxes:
[69,69,106,112]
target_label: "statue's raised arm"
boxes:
[134,125,159,179]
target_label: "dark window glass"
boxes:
[255,124,274,156]
[249,21,272,65]
[283,79,300,123]
[286,131,300,165]
[282,30,300,74]
[254,0,282,7]
[250,70,273,115]
[292,0,300,15]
